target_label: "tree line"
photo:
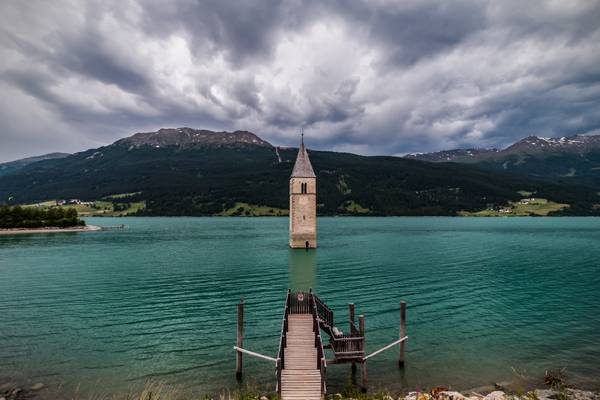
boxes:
[0,206,85,229]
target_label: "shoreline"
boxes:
[0,380,598,400]
[0,225,103,236]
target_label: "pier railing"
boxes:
[310,291,327,395]
[330,333,364,359]
[276,290,291,393]
[313,295,364,360]
[289,290,311,313]
[313,294,334,328]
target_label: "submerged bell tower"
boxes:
[289,132,317,248]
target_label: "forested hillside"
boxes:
[1,129,599,216]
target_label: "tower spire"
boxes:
[290,128,315,178]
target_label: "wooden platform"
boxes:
[236,291,406,397]
[281,314,321,400]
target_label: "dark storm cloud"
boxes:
[137,0,299,66]
[57,31,152,93]
[0,0,599,161]
[337,0,488,66]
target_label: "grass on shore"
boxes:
[339,200,371,215]
[218,202,289,216]
[5,371,597,400]
[103,192,143,199]
[459,198,569,217]
[104,382,279,400]
[23,200,146,217]
[100,382,392,400]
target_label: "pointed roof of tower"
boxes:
[291,134,316,178]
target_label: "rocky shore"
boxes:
[0,382,45,400]
[372,388,600,400]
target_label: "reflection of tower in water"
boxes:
[288,249,316,292]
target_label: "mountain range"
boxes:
[1,128,599,216]
[406,134,600,187]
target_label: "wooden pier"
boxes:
[234,290,407,397]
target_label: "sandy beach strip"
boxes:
[0,225,103,235]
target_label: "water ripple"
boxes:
[1,216,599,395]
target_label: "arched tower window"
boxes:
[301,182,307,194]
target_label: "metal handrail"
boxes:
[363,336,408,361]
[233,346,278,362]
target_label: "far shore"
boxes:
[0,225,103,236]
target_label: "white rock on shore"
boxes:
[566,389,599,400]
[406,392,431,400]
[408,389,599,400]
[484,391,506,400]
[438,391,466,400]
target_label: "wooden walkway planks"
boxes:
[281,313,321,400]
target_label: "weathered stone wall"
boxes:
[289,177,317,248]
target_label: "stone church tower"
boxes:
[289,136,317,248]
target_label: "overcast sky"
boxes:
[1,0,600,162]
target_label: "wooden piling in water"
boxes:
[349,303,356,372]
[236,298,244,379]
[399,301,406,368]
[358,314,366,390]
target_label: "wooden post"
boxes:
[349,303,356,372]
[358,314,365,336]
[360,361,367,392]
[399,301,406,368]
[358,314,366,390]
[236,298,244,379]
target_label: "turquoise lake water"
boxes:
[1,217,599,396]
